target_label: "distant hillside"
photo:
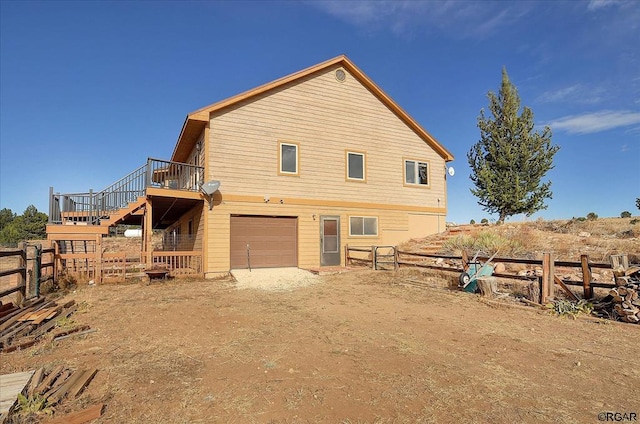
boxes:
[400,217,640,264]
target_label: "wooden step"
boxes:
[100,197,146,227]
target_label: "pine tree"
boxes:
[0,208,16,232]
[0,205,48,246]
[468,68,559,224]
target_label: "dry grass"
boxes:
[405,217,640,263]
[2,270,639,423]
[1,218,639,422]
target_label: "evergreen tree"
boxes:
[0,205,48,246]
[468,68,559,224]
[0,208,16,232]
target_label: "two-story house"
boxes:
[47,55,454,279]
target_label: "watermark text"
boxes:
[598,412,637,422]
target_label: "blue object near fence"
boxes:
[463,262,494,293]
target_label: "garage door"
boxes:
[230,216,298,269]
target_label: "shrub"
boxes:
[480,218,489,224]
[547,299,593,318]
[470,219,476,224]
[586,212,598,221]
[442,230,520,256]
[621,211,632,218]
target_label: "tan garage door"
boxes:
[230,216,298,269]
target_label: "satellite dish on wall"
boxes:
[201,180,221,196]
[447,166,455,177]
[201,180,221,210]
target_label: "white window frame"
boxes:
[404,159,429,186]
[346,150,366,181]
[278,141,299,176]
[349,216,378,237]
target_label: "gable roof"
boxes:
[171,55,454,163]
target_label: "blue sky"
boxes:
[1,0,638,225]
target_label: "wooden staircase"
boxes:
[47,157,205,241]
[47,197,147,239]
[98,197,146,227]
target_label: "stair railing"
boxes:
[49,158,204,225]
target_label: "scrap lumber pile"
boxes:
[0,297,88,353]
[25,366,98,406]
[593,266,640,324]
[4,366,100,422]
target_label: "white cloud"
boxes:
[587,0,622,11]
[536,84,608,105]
[547,110,640,134]
[308,0,533,39]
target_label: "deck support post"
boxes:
[95,234,102,284]
[144,198,153,268]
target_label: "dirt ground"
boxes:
[2,269,639,423]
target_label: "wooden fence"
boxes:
[0,242,56,301]
[57,250,203,282]
[2,241,202,295]
[0,245,27,300]
[142,251,203,277]
[346,244,619,303]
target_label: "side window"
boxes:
[346,151,366,181]
[349,216,378,236]
[279,142,299,175]
[404,159,429,186]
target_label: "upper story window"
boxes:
[404,159,429,186]
[346,151,366,181]
[278,141,299,176]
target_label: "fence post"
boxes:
[371,246,376,270]
[345,244,349,266]
[581,254,593,299]
[541,252,554,303]
[52,241,58,287]
[537,276,544,304]
[34,244,42,298]
[461,250,469,271]
[53,240,60,283]
[394,246,399,271]
[17,242,27,303]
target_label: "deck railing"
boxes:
[49,158,204,224]
[144,251,203,276]
[57,250,203,280]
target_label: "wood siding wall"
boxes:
[204,202,439,274]
[208,65,447,208]
[183,65,449,275]
[164,203,205,251]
